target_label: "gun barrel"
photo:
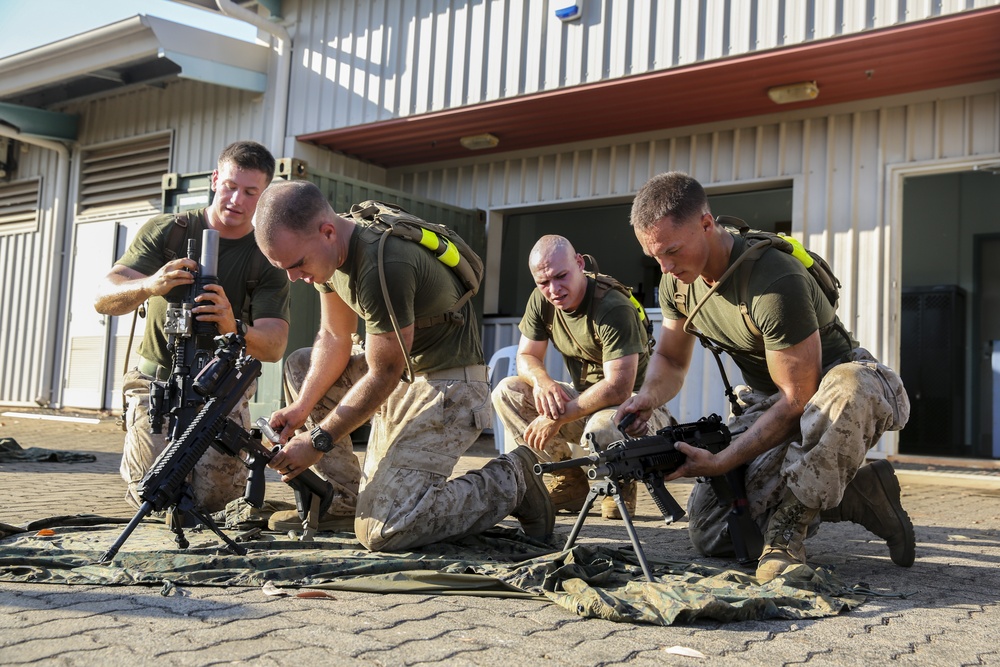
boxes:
[534,455,597,476]
[200,229,219,277]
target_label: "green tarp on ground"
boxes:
[0,516,869,625]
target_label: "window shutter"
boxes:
[79,134,171,213]
[0,177,41,234]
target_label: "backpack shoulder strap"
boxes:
[164,209,202,262]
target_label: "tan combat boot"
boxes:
[756,490,819,583]
[820,459,916,567]
[507,446,556,540]
[546,467,590,513]
[601,480,637,519]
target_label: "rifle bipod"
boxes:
[99,485,247,563]
[561,478,658,583]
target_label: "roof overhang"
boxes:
[300,6,1000,169]
[0,14,269,110]
[0,102,78,142]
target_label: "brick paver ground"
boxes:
[1,409,999,666]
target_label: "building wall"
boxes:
[391,81,1000,430]
[286,0,999,135]
[0,148,64,405]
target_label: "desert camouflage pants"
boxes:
[491,376,675,461]
[285,348,530,552]
[687,348,910,557]
[119,367,254,513]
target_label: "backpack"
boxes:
[346,200,485,382]
[674,216,852,415]
[541,254,655,372]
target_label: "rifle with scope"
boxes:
[99,333,336,563]
[535,413,763,581]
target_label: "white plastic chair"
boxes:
[487,344,519,455]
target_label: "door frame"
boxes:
[886,153,1000,458]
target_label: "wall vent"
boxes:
[0,177,41,234]
[79,133,171,214]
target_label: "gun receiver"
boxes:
[149,229,220,438]
[535,414,763,580]
[99,334,335,563]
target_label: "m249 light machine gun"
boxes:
[534,414,763,582]
[148,228,222,442]
[99,334,335,563]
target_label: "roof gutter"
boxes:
[213,0,291,156]
[0,126,72,407]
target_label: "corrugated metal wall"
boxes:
[396,82,1000,426]
[0,149,61,405]
[287,0,999,136]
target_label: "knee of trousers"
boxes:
[581,409,622,450]
[354,516,420,553]
[283,347,313,394]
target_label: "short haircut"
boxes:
[217,141,276,182]
[630,171,709,231]
[254,180,332,246]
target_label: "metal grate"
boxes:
[0,177,41,233]
[79,134,171,214]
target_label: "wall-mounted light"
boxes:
[553,0,582,21]
[460,133,500,150]
[767,81,819,105]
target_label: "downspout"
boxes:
[0,126,72,407]
[214,0,291,156]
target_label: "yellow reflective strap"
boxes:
[779,234,814,268]
[438,239,461,267]
[629,293,647,321]
[419,228,441,252]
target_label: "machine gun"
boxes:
[148,228,221,441]
[99,333,336,563]
[535,414,763,581]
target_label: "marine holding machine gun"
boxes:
[99,230,334,563]
[534,413,763,581]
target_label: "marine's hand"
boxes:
[614,394,654,436]
[268,405,309,443]
[143,258,196,296]
[533,379,571,420]
[524,415,560,451]
[663,441,724,481]
[267,432,323,482]
[192,283,238,333]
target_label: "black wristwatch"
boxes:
[234,319,249,337]
[309,426,334,453]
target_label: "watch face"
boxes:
[310,427,333,452]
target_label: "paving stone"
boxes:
[1,411,999,666]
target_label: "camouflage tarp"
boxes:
[0,516,867,625]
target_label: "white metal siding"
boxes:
[287,0,1000,136]
[65,80,270,174]
[0,149,60,405]
[400,82,1000,446]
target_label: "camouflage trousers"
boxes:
[491,376,675,461]
[119,367,254,513]
[687,348,910,557]
[285,348,530,552]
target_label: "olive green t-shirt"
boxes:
[117,209,291,368]
[659,232,856,394]
[316,225,484,373]
[519,278,649,392]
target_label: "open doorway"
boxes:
[899,168,1000,459]
[494,186,793,317]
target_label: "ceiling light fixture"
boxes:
[459,133,500,150]
[767,81,820,105]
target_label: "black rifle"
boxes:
[99,334,335,563]
[535,414,763,581]
[148,228,221,441]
